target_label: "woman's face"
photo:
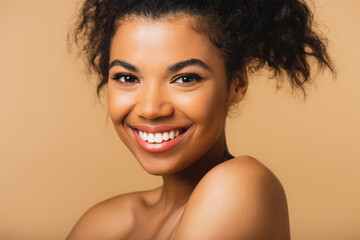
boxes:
[108,15,245,175]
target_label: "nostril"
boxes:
[136,99,174,120]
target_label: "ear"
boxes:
[229,70,248,103]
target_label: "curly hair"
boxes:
[69,0,334,96]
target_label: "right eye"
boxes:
[112,74,139,84]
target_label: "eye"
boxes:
[112,73,139,84]
[172,74,203,85]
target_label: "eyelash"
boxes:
[111,73,139,83]
[172,74,204,85]
[111,73,203,86]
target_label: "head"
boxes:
[106,15,246,174]
[70,0,333,174]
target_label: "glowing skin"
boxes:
[107,17,242,176]
[67,15,290,240]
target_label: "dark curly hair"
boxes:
[69,0,334,96]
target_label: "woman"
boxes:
[67,0,333,239]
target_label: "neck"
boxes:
[157,131,232,212]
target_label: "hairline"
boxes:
[111,12,234,86]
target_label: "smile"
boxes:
[138,129,187,143]
[130,126,190,153]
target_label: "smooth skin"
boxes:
[67,15,290,240]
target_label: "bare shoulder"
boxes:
[174,156,290,240]
[66,188,160,240]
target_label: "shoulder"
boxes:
[66,188,159,240]
[174,156,290,240]
[66,193,136,240]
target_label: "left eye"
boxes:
[172,74,203,85]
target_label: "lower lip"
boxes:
[132,129,187,153]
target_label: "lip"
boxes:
[130,125,190,153]
[131,125,187,133]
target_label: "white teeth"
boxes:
[169,131,175,140]
[138,129,185,143]
[162,132,169,141]
[147,133,155,143]
[155,133,163,143]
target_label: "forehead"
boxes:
[109,15,224,68]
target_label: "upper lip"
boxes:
[129,125,190,133]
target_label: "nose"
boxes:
[135,81,174,120]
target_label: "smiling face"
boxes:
[108,15,246,175]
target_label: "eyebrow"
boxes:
[109,60,139,72]
[108,58,210,73]
[167,58,210,72]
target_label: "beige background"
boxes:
[0,0,359,239]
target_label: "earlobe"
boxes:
[230,71,248,103]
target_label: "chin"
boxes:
[136,156,189,176]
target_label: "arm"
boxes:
[174,156,290,240]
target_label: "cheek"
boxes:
[201,87,227,121]
[173,84,228,128]
[107,85,135,124]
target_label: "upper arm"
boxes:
[174,156,290,240]
[66,195,135,240]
